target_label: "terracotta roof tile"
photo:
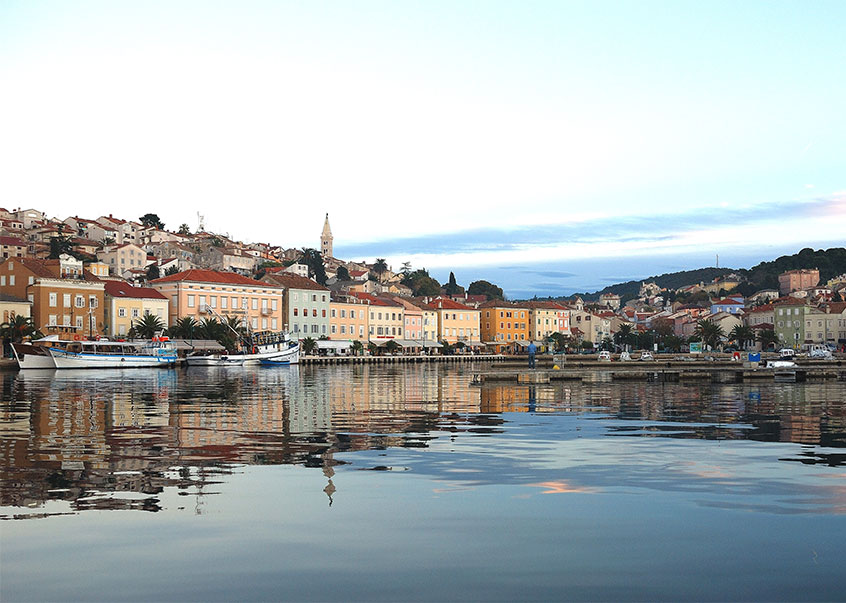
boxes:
[152,269,274,287]
[261,272,328,291]
[104,281,167,300]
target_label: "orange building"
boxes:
[479,300,530,353]
[0,254,105,337]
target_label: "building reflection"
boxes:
[1,367,844,517]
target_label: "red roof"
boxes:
[104,281,167,300]
[747,304,773,313]
[349,292,400,307]
[152,269,273,287]
[713,298,744,305]
[427,297,474,311]
[0,236,27,246]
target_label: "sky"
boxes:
[2,1,844,297]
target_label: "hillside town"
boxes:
[2,206,845,356]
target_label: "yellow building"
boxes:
[329,297,370,341]
[104,281,169,337]
[427,297,481,346]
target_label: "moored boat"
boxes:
[47,338,177,369]
[185,339,299,367]
[11,336,62,369]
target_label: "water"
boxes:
[1,364,844,601]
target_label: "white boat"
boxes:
[12,336,62,369]
[185,339,299,367]
[47,338,177,369]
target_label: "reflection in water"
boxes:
[1,365,844,519]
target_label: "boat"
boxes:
[11,336,69,369]
[47,338,177,369]
[185,333,299,367]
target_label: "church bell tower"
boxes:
[321,213,333,258]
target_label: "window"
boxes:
[322,295,326,302]
[312,308,317,317]
[312,324,318,333]
[132,308,139,318]
[293,292,298,302]
[294,308,298,316]
[75,316,83,329]
[210,296,217,308]
[262,318,268,329]
[63,293,71,307]
[187,295,195,308]
[340,309,346,318]
[271,318,277,330]
[271,299,277,311]
[221,297,228,309]
[322,309,326,317]
[49,293,57,307]
[49,314,57,326]
[312,294,316,302]
[119,307,126,317]
[89,296,97,308]
[63,314,71,326]
[252,298,258,310]
[340,325,346,334]
[251,318,258,329]
[331,308,336,318]
[75,295,85,308]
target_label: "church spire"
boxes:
[321,213,333,258]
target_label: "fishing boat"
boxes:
[47,337,178,369]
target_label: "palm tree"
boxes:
[131,312,165,339]
[1,315,42,343]
[695,318,725,350]
[756,327,778,351]
[198,318,223,341]
[169,316,197,339]
[372,258,388,283]
[351,340,364,356]
[729,324,755,350]
[301,337,317,355]
[384,340,400,355]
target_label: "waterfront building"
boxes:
[261,272,330,337]
[804,302,846,346]
[743,304,774,328]
[0,255,105,337]
[524,301,566,342]
[153,269,286,333]
[103,281,169,337]
[0,293,32,324]
[0,236,27,259]
[773,299,810,349]
[348,292,404,339]
[479,300,529,353]
[599,293,621,310]
[329,296,370,341]
[427,297,481,346]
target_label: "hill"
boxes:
[538,247,846,303]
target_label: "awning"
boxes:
[316,340,352,351]
[171,338,225,352]
[421,341,443,348]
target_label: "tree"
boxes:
[1,315,42,343]
[169,316,197,339]
[48,234,75,259]
[301,337,317,355]
[146,263,160,281]
[757,328,778,351]
[336,266,350,281]
[130,312,165,339]
[383,340,400,355]
[351,340,364,356]
[445,272,463,296]
[468,280,504,301]
[614,323,634,350]
[695,318,725,350]
[301,248,328,285]
[165,266,179,276]
[372,258,388,283]
[730,324,755,350]
[178,223,191,235]
[400,262,412,279]
[139,213,165,230]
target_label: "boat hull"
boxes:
[49,348,177,369]
[11,343,56,369]
[186,343,299,367]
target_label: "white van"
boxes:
[779,348,796,359]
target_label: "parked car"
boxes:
[638,351,655,361]
[598,351,612,362]
[779,348,796,359]
[619,351,632,361]
[809,347,833,359]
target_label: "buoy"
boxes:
[553,364,560,370]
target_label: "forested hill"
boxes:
[545,247,846,303]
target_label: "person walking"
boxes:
[527,341,537,369]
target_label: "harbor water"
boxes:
[1,364,845,601]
